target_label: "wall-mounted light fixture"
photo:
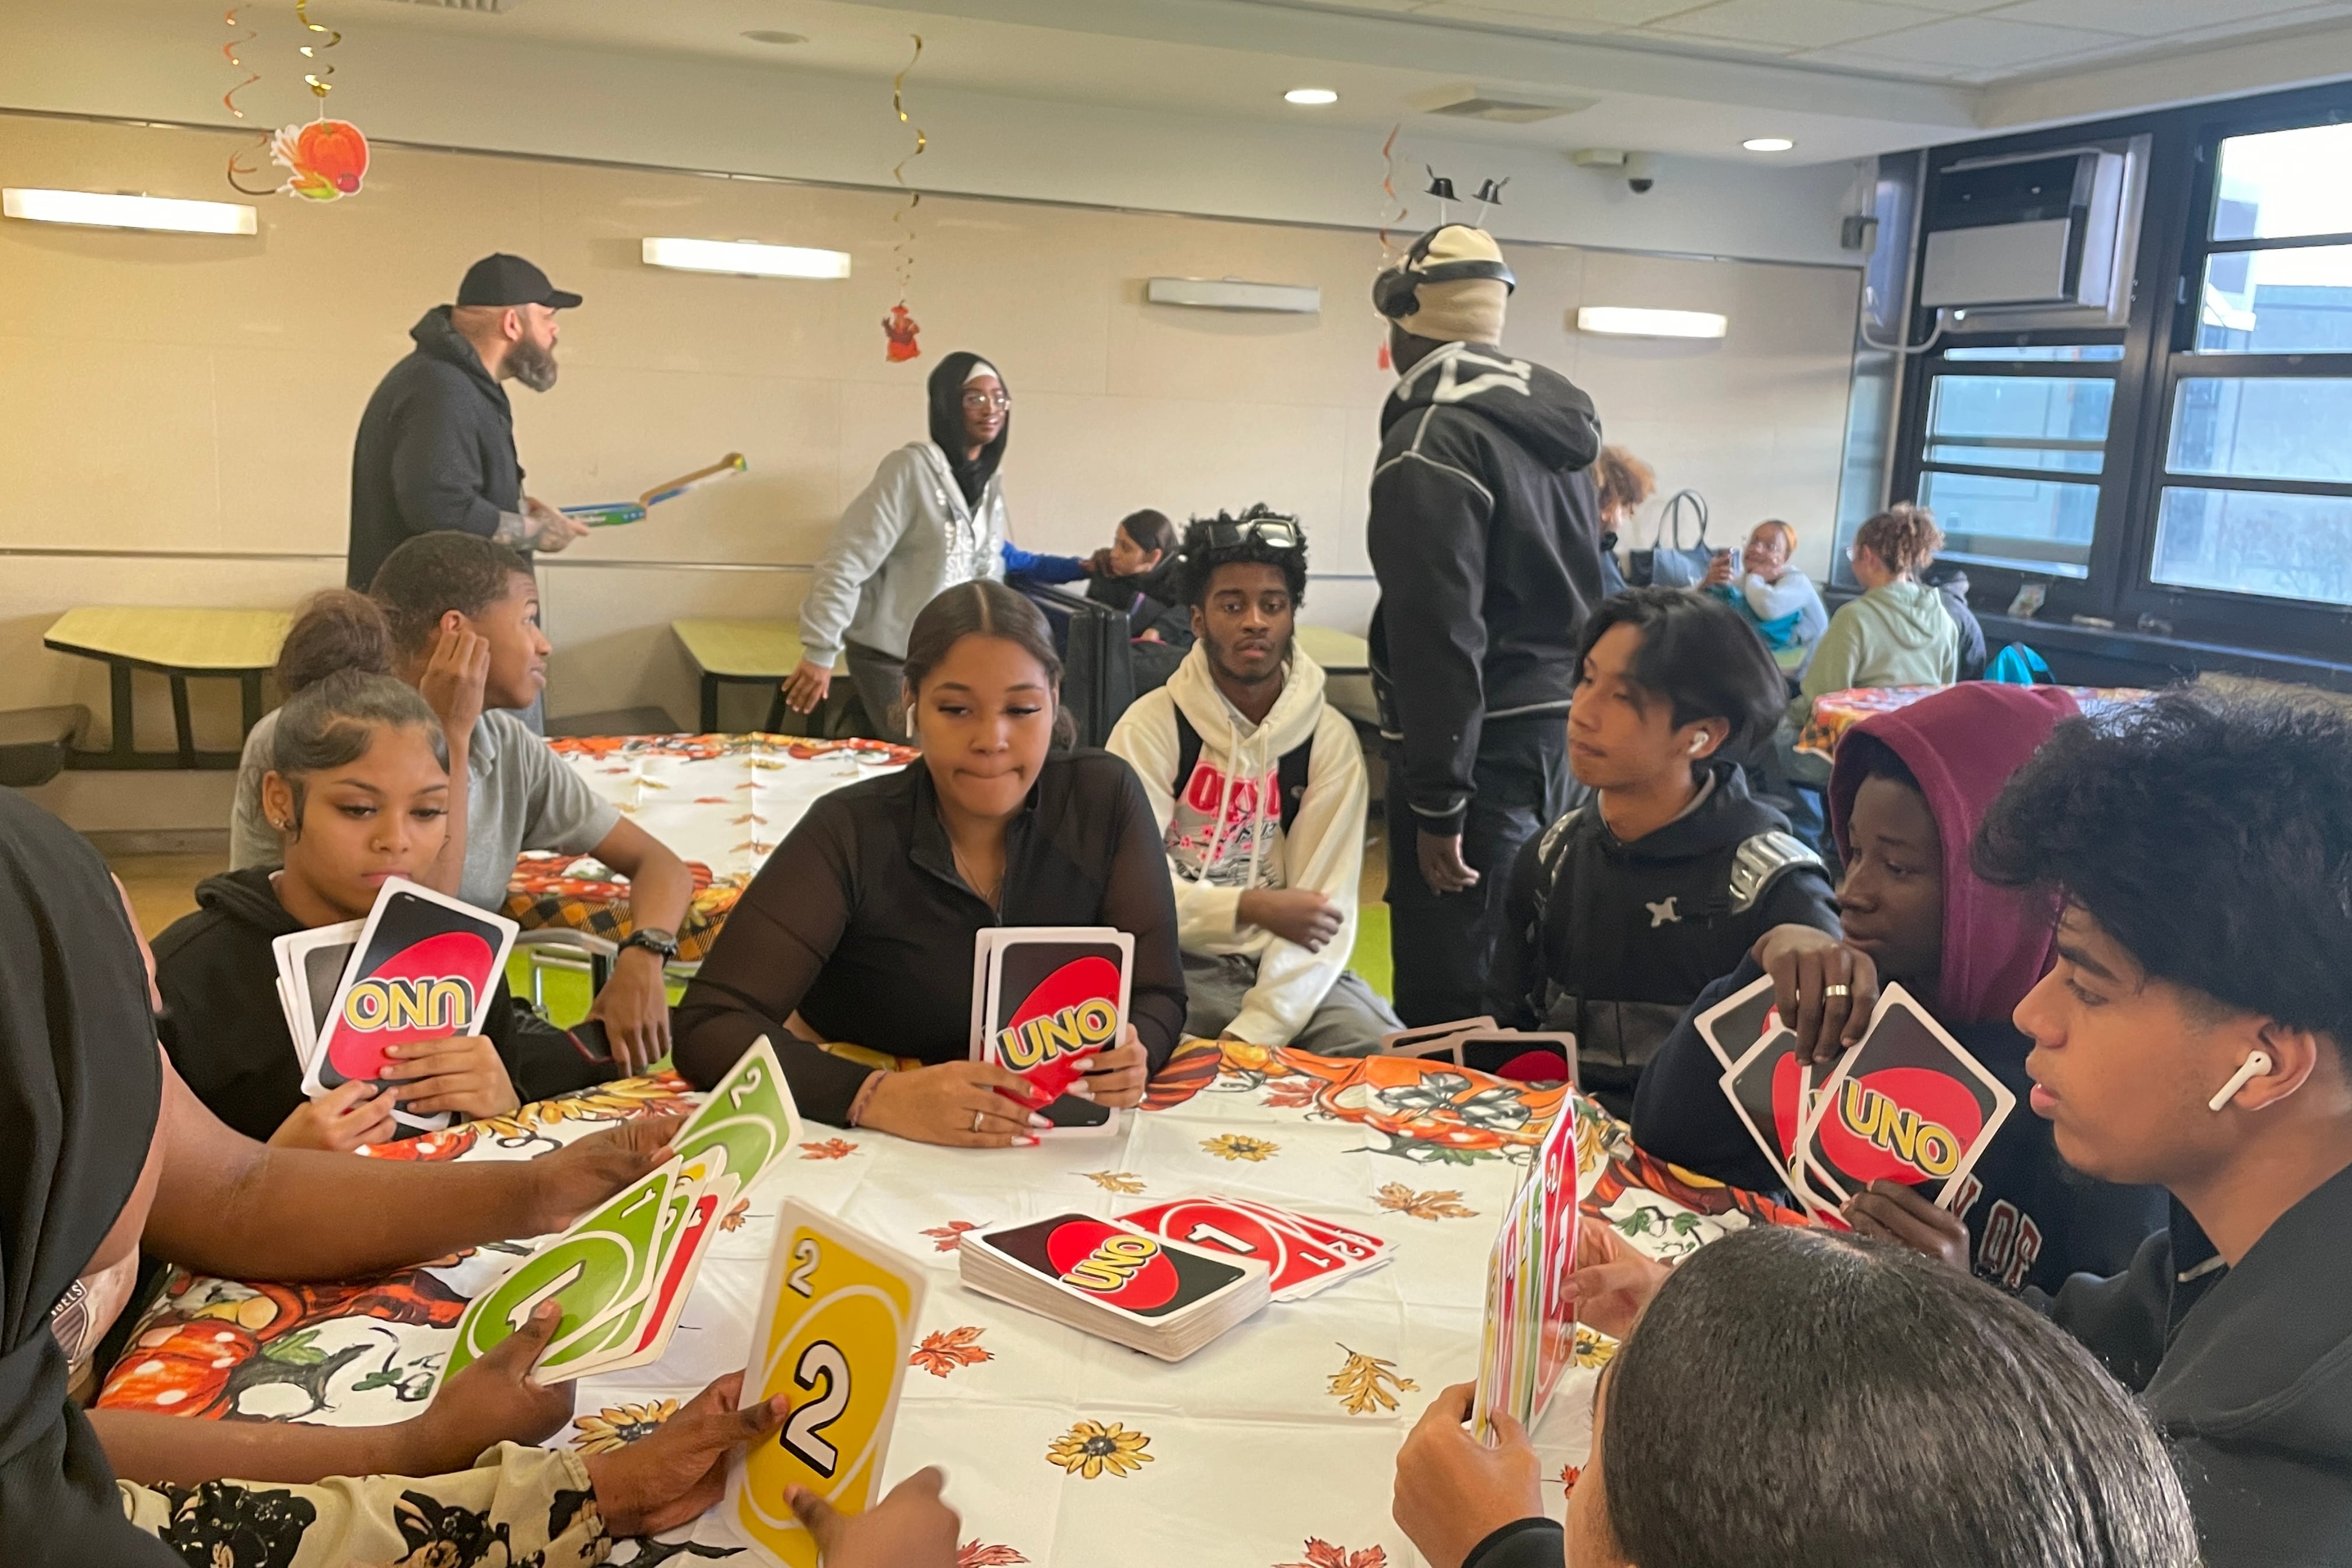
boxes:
[1284,87,1339,105]
[640,236,850,279]
[2,188,256,235]
[1575,306,1728,339]
[1146,276,1321,313]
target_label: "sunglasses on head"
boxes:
[1205,515,1301,551]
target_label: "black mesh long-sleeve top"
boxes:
[672,750,1188,1124]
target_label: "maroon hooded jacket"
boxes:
[1633,684,2165,1294]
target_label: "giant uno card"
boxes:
[730,1200,926,1568]
[1801,985,2017,1211]
[977,1214,1256,1322]
[436,1160,677,1388]
[973,930,1132,1131]
[672,1034,802,1195]
[301,878,515,1128]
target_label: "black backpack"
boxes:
[1172,708,1314,836]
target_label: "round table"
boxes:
[99,1044,1796,1564]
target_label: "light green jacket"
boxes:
[1786,580,1958,728]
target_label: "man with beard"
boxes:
[1366,225,1607,1025]
[346,253,590,595]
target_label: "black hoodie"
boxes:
[1367,340,1606,836]
[1485,762,1839,1108]
[347,306,524,590]
[152,867,611,1142]
[2043,1165,2352,1566]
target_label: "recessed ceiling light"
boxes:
[1284,88,1339,106]
[1742,136,1796,152]
[741,29,807,45]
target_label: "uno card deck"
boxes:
[271,919,364,1071]
[1116,1196,1389,1301]
[1472,1099,1580,1439]
[968,928,1133,1136]
[958,1212,1269,1360]
[1695,974,1783,1076]
[729,1200,926,1568]
[1798,984,2016,1212]
[436,1160,679,1389]
[1716,1007,1810,1195]
[301,878,516,1130]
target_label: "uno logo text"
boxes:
[996,998,1118,1072]
[1060,1233,1160,1294]
[341,976,475,1034]
[1836,1082,1961,1178]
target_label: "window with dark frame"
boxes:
[1883,85,2352,666]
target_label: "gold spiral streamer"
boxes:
[296,0,339,104]
[225,6,279,193]
[888,33,926,306]
[222,7,260,118]
[1377,121,1409,254]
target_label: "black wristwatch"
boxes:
[618,928,680,962]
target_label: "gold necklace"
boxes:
[951,842,1003,908]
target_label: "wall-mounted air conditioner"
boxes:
[1919,145,2141,323]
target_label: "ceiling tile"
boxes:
[1647,0,1941,47]
[1794,10,2122,66]
[1408,0,1707,27]
[1986,0,2308,38]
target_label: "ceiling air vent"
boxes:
[1408,83,1596,125]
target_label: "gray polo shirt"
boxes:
[230,708,621,912]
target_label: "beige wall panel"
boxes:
[0,335,223,550]
[538,563,809,729]
[212,346,388,555]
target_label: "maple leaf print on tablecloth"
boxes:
[922,1221,980,1252]
[1373,1182,1479,1222]
[719,1196,751,1233]
[1080,1170,1146,1195]
[958,1544,1030,1566]
[1326,1345,1419,1415]
[909,1326,993,1378]
[800,1138,859,1161]
[1264,1078,1319,1110]
[1200,1133,1280,1163]
[1277,1539,1389,1568]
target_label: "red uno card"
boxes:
[1802,985,2017,1212]
[971,929,1132,1133]
[1117,1198,1350,1299]
[979,1214,1255,1321]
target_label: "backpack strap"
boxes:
[1170,707,1315,836]
[1726,831,1824,914]
[1527,806,1585,931]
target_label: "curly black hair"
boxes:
[1174,505,1308,609]
[1574,586,1788,765]
[1974,688,2352,1045]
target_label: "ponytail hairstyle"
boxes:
[275,589,394,695]
[1853,502,1943,578]
[900,581,1077,748]
[266,668,446,838]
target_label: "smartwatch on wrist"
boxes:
[618,928,679,962]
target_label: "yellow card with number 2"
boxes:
[728,1198,928,1567]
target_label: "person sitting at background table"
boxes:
[785,352,1019,738]
[158,643,615,1149]
[674,580,1186,1141]
[0,786,801,1566]
[1700,519,1828,672]
[1107,510,1401,1057]
[1630,684,2166,1296]
[1485,587,1836,1113]
[229,540,692,1072]
[1390,1226,2199,1568]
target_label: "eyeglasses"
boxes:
[1204,515,1302,551]
[961,390,1012,410]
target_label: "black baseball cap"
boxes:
[456,253,582,310]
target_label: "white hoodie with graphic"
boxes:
[1107,640,1368,1047]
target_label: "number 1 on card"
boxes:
[728,1200,927,1568]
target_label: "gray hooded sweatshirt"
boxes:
[799,442,1007,664]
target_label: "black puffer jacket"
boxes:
[1367,341,1606,836]
[347,306,524,590]
[1485,763,1839,1109]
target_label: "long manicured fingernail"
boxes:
[1066,1080,1097,1100]
[1028,1113,1052,1129]
[1019,1135,1041,1147]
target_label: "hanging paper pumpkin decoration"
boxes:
[270,117,369,201]
[883,303,923,363]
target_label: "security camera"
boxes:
[1624,152,1657,195]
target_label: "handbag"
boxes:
[1626,489,1714,589]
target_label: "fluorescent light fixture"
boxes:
[1284,87,1339,105]
[2,187,256,235]
[1147,276,1321,313]
[639,236,850,279]
[1576,306,1728,339]
[1742,136,1796,152]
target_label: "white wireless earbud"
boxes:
[1689,735,1707,755]
[2207,1049,2275,1112]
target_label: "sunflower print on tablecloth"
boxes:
[570,1398,679,1454]
[1046,1419,1154,1479]
[1200,1133,1280,1163]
